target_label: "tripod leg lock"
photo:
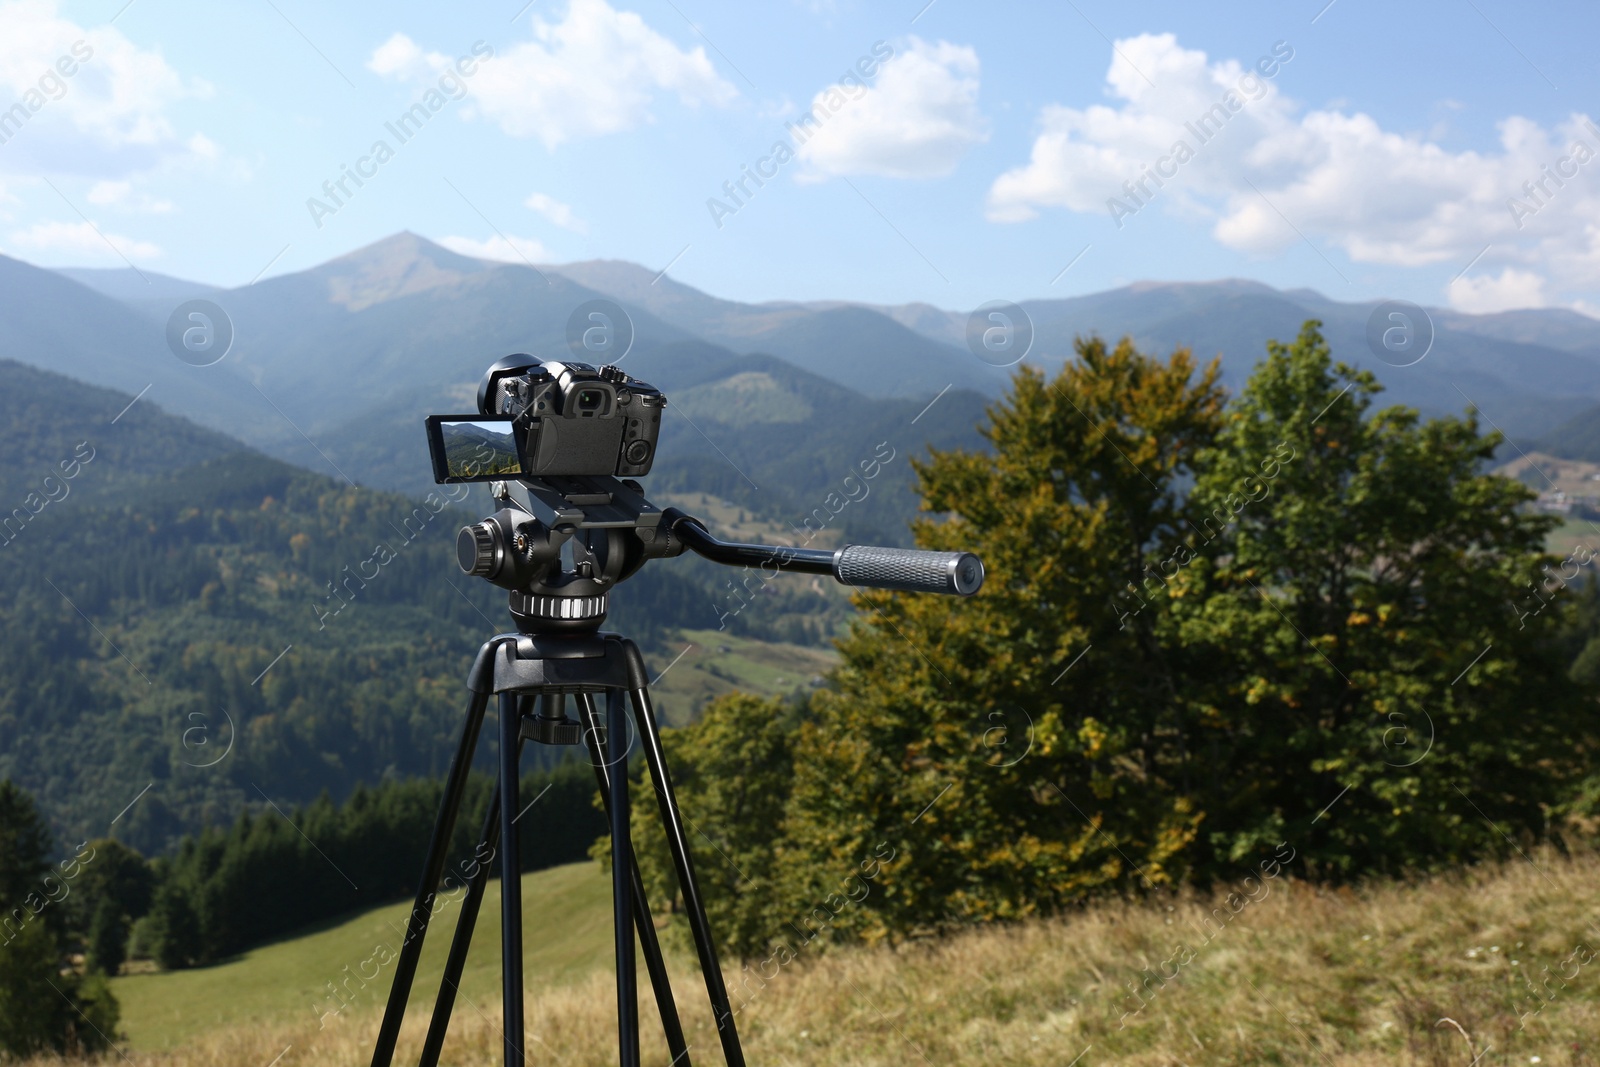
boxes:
[617,637,651,691]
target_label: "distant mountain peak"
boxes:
[327,231,467,267]
[315,231,499,311]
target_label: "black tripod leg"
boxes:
[578,693,691,1066]
[417,726,528,1067]
[498,690,525,1067]
[609,688,641,1067]
[620,642,747,1067]
[371,686,490,1067]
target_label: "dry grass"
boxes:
[28,848,1600,1066]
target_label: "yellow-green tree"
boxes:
[777,337,1226,942]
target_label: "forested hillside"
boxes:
[0,361,843,853]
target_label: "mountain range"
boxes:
[27,232,1600,481]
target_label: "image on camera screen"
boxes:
[438,419,523,479]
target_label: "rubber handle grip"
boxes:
[832,545,984,597]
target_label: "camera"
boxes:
[426,354,665,483]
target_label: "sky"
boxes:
[0,0,1597,315]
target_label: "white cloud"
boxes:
[1447,267,1548,313]
[85,179,128,204]
[437,233,551,263]
[366,33,425,78]
[526,191,585,232]
[795,37,985,180]
[87,178,173,213]
[371,0,737,150]
[0,0,202,155]
[986,34,1298,223]
[986,33,1600,306]
[186,132,218,160]
[7,219,160,261]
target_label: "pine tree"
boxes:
[0,781,119,1056]
[0,921,71,1057]
[88,896,128,976]
[0,780,52,922]
[148,880,203,970]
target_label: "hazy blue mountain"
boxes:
[549,258,1006,397]
[28,230,1600,461]
[22,237,987,532]
[56,266,218,305]
[187,235,720,476]
[1534,403,1600,461]
[876,280,1600,440]
[1431,306,1600,352]
[0,253,261,436]
[550,261,1600,440]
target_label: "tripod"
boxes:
[369,473,983,1067]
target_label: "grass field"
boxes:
[646,628,837,727]
[1547,514,1600,560]
[653,491,848,548]
[41,848,1600,1065]
[88,625,833,1054]
[106,862,636,1051]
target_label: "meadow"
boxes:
[29,849,1600,1066]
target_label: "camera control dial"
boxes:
[457,522,500,578]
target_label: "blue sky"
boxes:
[1,0,1597,314]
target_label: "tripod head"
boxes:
[430,355,985,634]
[454,471,984,634]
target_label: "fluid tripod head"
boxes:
[426,355,984,634]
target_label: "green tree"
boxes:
[68,837,153,974]
[88,896,128,976]
[0,921,73,1057]
[620,693,798,958]
[1168,321,1591,874]
[0,783,119,1057]
[67,839,153,935]
[779,337,1227,942]
[147,878,203,970]
[0,780,53,933]
[592,323,1600,950]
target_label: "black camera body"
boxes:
[428,355,665,483]
[488,359,663,479]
